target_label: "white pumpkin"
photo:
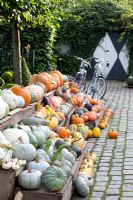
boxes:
[0,96,7,119]
[0,147,13,162]
[17,96,25,108]
[2,128,29,144]
[0,131,11,145]
[1,89,18,110]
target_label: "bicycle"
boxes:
[74,56,90,93]
[86,57,109,100]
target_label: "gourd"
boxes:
[51,144,70,163]
[2,128,29,144]
[0,131,11,145]
[36,149,50,162]
[71,144,81,157]
[41,166,67,192]
[1,90,18,110]
[92,127,101,138]
[18,169,42,189]
[58,127,71,139]
[61,148,75,165]
[32,130,46,147]
[11,85,31,107]
[20,116,48,126]
[0,145,14,162]
[55,139,67,148]
[0,96,8,119]
[52,161,71,177]
[26,157,50,174]
[74,175,90,197]
[17,96,25,108]
[12,138,36,161]
[27,132,38,148]
[108,129,118,139]
[2,162,12,169]
[32,125,51,139]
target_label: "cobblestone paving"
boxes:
[71,81,133,200]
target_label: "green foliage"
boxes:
[3,83,17,89]
[0,78,5,87]
[21,57,32,86]
[1,71,14,83]
[56,0,125,75]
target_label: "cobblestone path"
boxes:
[71,81,133,200]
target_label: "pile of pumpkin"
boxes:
[98,108,113,129]
[75,152,98,197]
[0,117,93,193]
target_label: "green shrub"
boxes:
[4,83,16,89]
[22,57,32,86]
[0,78,5,87]
[1,71,14,83]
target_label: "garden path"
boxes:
[71,80,133,200]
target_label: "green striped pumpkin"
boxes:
[41,166,67,192]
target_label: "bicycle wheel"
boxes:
[75,76,87,93]
[87,77,107,99]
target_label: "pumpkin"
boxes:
[74,175,90,197]
[61,148,75,164]
[11,85,31,107]
[25,85,44,101]
[84,103,92,111]
[0,145,13,162]
[108,129,118,139]
[26,157,50,174]
[51,70,64,86]
[58,127,71,138]
[71,115,85,125]
[41,166,67,192]
[92,127,101,138]
[12,138,36,161]
[55,139,67,148]
[70,87,79,94]
[1,89,18,110]
[55,109,65,121]
[20,116,48,126]
[32,130,46,147]
[69,124,77,132]
[32,125,51,139]
[17,96,25,108]
[89,98,98,105]
[2,128,29,144]
[71,144,81,157]
[27,132,38,148]
[18,169,42,189]
[36,149,50,162]
[34,82,46,92]
[0,96,9,119]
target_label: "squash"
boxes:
[32,125,51,139]
[26,157,50,174]
[17,96,25,108]
[20,116,48,126]
[0,145,13,162]
[71,144,81,157]
[2,128,29,144]
[0,131,11,145]
[92,127,101,138]
[18,169,42,189]
[36,149,50,162]
[32,130,46,147]
[41,166,67,192]
[27,132,38,148]
[74,175,90,197]
[108,129,118,139]
[1,89,18,110]
[12,138,36,161]
[61,148,75,164]
[11,85,31,107]
[0,96,8,119]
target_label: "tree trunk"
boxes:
[12,20,22,85]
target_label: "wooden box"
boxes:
[0,169,16,200]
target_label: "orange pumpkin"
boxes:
[72,114,85,125]
[58,127,71,138]
[29,74,51,92]
[89,98,98,105]
[51,70,64,86]
[70,87,79,94]
[11,85,31,107]
[108,129,118,139]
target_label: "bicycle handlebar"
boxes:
[74,56,90,66]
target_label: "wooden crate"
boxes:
[14,142,89,200]
[0,168,16,200]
